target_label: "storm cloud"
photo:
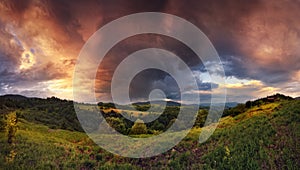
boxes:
[0,0,299,102]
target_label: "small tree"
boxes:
[6,111,18,144]
[4,111,18,163]
[129,119,147,135]
[245,101,252,108]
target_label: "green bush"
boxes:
[129,120,147,135]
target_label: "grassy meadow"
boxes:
[0,94,299,169]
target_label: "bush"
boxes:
[5,111,18,144]
[129,120,147,135]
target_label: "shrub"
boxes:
[5,111,18,144]
[129,120,147,135]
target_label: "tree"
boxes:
[195,109,208,127]
[129,119,147,135]
[106,117,127,134]
[151,120,165,131]
[245,101,252,108]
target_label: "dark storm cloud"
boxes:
[129,69,180,101]
[95,34,203,101]
[0,0,299,101]
[220,55,250,80]
[96,0,169,27]
[164,0,300,86]
[1,0,31,16]
[164,0,262,53]
[92,0,276,102]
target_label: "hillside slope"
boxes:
[0,97,299,169]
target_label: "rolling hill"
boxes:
[0,94,299,169]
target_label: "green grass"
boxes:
[193,101,299,169]
[0,100,299,169]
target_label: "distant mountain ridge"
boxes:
[132,100,239,108]
[0,93,295,108]
[132,100,181,106]
[0,94,237,107]
[198,102,239,108]
[0,94,28,100]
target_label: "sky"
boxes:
[0,0,299,103]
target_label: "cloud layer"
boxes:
[0,0,299,102]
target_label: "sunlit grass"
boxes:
[0,100,299,169]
